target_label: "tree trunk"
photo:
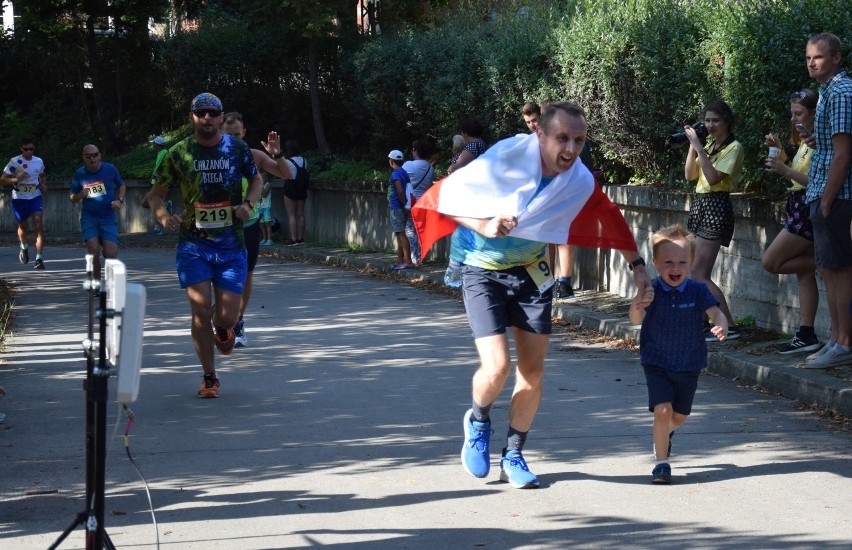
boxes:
[308,37,331,156]
[84,15,119,152]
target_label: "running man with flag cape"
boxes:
[411,102,651,488]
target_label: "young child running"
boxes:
[629,224,728,484]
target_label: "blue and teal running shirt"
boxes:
[451,175,554,270]
[153,134,258,250]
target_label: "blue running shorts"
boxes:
[176,240,247,294]
[12,196,43,222]
[462,264,553,339]
[81,216,119,244]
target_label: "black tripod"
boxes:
[51,256,116,550]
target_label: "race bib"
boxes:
[17,184,37,195]
[194,200,233,229]
[84,181,106,198]
[525,257,555,293]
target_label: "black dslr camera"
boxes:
[669,122,708,148]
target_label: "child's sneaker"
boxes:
[461,409,492,478]
[197,373,220,398]
[499,448,539,489]
[652,462,671,484]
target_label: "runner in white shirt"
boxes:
[1,138,48,269]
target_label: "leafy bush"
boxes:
[344,3,560,160]
[554,0,712,185]
[553,0,851,192]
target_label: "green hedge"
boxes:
[345,0,852,193]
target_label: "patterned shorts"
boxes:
[782,189,813,241]
[389,207,407,233]
[687,192,734,247]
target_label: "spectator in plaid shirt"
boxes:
[801,32,852,368]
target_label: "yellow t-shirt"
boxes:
[787,141,813,192]
[695,139,743,194]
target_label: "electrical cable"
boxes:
[120,403,160,549]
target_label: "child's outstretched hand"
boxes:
[631,287,655,310]
[710,324,727,341]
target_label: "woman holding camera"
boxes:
[762,89,821,355]
[684,99,744,340]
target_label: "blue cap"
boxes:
[190,92,223,112]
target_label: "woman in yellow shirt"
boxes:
[762,89,821,355]
[684,100,744,340]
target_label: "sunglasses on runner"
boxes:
[193,109,222,118]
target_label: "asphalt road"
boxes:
[1,245,850,549]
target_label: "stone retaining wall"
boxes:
[2,180,824,335]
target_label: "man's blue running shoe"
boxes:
[461,409,492,478]
[499,448,539,489]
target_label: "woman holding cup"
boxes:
[761,88,821,355]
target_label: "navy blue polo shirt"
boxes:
[639,278,719,372]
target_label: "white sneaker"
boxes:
[799,346,852,368]
[805,342,834,362]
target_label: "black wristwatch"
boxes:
[270,151,284,159]
[628,257,645,271]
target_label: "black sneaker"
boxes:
[726,327,741,341]
[778,334,821,355]
[652,463,671,484]
[555,282,575,301]
[33,259,45,270]
[19,247,29,264]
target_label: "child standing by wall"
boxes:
[387,150,413,270]
[629,224,728,484]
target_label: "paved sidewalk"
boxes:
[0,238,850,549]
[10,231,851,418]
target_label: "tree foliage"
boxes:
[1,0,850,189]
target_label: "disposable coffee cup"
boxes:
[768,147,781,159]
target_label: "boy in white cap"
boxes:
[387,149,413,270]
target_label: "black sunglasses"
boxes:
[791,91,807,100]
[193,109,222,118]
[84,152,100,159]
[21,147,34,151]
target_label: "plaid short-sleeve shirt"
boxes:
[806,70,852,203]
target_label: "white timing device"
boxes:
[104,259,146,403]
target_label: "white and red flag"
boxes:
[412,133,637,253]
